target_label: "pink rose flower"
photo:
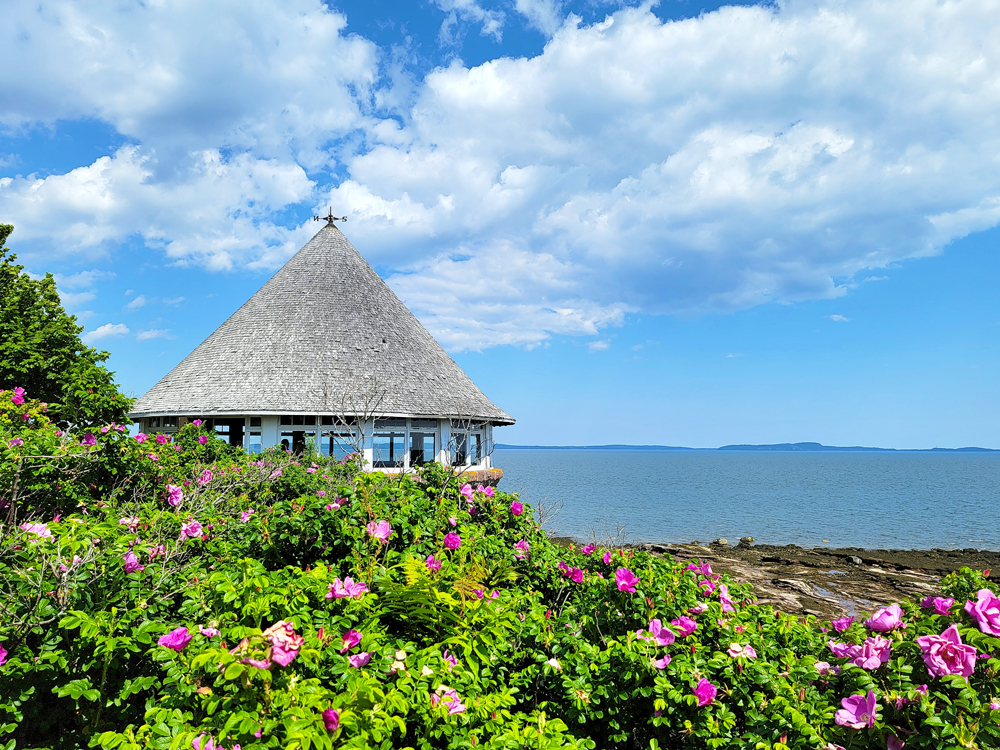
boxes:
[671,616,698,637]
[20,522,53,539]
[864,604,904,632]
[11,387,25,405]
[82,433,97,447]
[603,550,613,564]
[887,734,905,750]
[340,629,362,653]
[192,419,203,426]
[834,690,877,729]
[264,620,304,667]
[322,708,340,732]
[615,567,639,593]
[155,434,168,444]
[348,651,371,668]
[366,520,392,542]
[444,531,462,550]
[916,623,977,678]
[181,520,204,539]
[8,437,24,447]
[965,589,1000,636]
[316,490,326,497]
[327,577,368,599]
[166,484,183,506]
[460,483,473,497]
[693,678,717,707]
[197,469,213,486]
[135,433,148,443]
[727,643,757,659]
[513,539,529,559]
[653,654,671,669]
[569,567,584,583]
[814,661,840,676]
[158,626,192,651]
[688,603,708,615]
[425,554,442,572]
[851,635,892,670]
[0,643,7,666]
[637,618,676,647]
[240,509,255,523]
[510,500,523,516]
[199,625,220,637]
[832,615,854,632]
[123,550,144,574]
[582,544,596,555]
[921,596,955,616]
[718,583,736,613]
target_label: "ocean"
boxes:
[494,448,1000,550]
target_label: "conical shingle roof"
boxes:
[130,225,514,424]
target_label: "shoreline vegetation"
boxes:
[552,538,1000,621]
[4,391,1000,748]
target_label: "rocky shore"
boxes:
[551,535,999,619]
[638,541,1000,619]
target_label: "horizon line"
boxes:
[494,441,1000,453]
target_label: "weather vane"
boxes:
[313,208,347,226]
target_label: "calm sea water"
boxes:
[494,449,1000,550]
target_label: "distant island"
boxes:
[495,441,998,452]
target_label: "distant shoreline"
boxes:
[495,441,999,453]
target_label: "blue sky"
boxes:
[2,0,999,448]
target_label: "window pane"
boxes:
[469,433,482,464]
[250,417,261,427]
[410,432,435,466]
[373,432,404,467]
[280,431,294,451]
[280,415,292,425]
[451,433,468,465]
[249,431,262,454]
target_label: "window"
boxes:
[248,431,262,454]
[250,417,261,427]
[410,433,435,466]
[373,432,405,467]
[322,430,356,461]
[411,419,437,429]
[280,416,292,425]
[149,417,160,428]
[375,418,406,429]
[163,417,178,428]
[451,431,483,466]
[215,423,230,435]
[280,431,294,451]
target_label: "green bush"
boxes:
[2,388,999,750]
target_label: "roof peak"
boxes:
[130,225,514,425]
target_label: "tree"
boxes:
[0,224,133,426]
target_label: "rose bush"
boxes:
[2,388,1000,749]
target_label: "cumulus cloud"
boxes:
[330,0,1000,346]
[6,0,1000,350]
[1,146,315,268]
[126,295,147,310]
[82,323,130,343]
[588,339,610,352]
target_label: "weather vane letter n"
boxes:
[313,208,347,226]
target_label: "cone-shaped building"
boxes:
[131,223,512,472]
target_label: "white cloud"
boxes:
[725,353,744,358]
[82,323,130,343]
[126,294,147,309]
[514,0,564,36]
[162,296,185,306]
[432,0,506,43]
[588,339,610,352]
[136,329,174,341]
[329,0,1000,347]
[1,146,315,268]
[53,270,115,288]
[826,314,851,322]
[59,290,96,309]
[6,0,1000,350]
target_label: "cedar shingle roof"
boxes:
[130,225,514,425]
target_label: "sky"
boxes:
[2,0,999,449]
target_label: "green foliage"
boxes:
[0,225,132,427]
[2,389,1000,749]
